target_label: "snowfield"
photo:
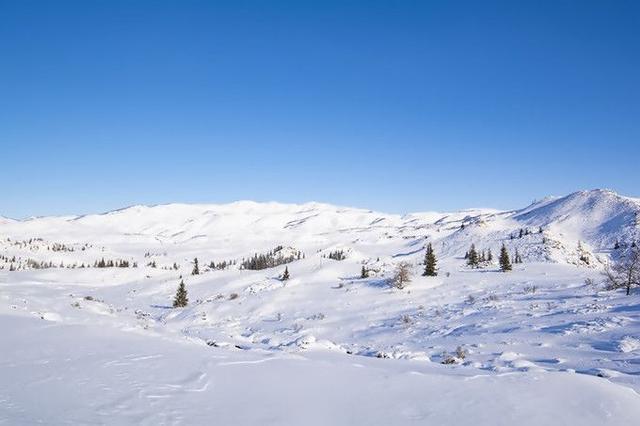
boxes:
[1,189,640,425]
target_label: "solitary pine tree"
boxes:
[173,280,189,307]
[487,248,493,262]
[499,244,512,272]
[361,265,369,279]
[467,244,479,268]
[423,243,437,276]
[281,266,290,281]
[192,258,200,275]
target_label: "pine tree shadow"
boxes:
[150,304,173,309]
[365,278,393,289]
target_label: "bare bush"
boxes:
[441,346,467,365]
[603,247,640,296]
[391,262,412,289]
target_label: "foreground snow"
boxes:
[2,261,640,424]
[3,314,640,425]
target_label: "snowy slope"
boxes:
[514,189,640,252]
[1,189,640,424]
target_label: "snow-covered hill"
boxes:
[1,189,640,425]
[1,189,637,270]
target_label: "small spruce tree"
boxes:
[423,243,437,276]
[192,257,200,275]
[281,266,290,281]
[173,280,189,308]
[467,244,479,268]
[499,244,512,272]
[361,265,369,279]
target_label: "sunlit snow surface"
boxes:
[1,190,640,424]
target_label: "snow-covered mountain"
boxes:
[1,189,637,270]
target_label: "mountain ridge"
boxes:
[0,189,638,269]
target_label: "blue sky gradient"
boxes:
[1,0,639,218]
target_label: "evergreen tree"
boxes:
[499,244,512,272]
[514,248,522,264]
[192,258,200,275]
[281,266,290,281]
[173,280,188,308]
[487,248,493,262]
[467,244,479,268]
[361,265,369,279]
[423,243,437,276]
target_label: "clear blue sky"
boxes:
[1,0,639,218]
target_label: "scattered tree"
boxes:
[361,265,369,279]
[327,250,346,261]
[192,258,200,275]
[281,266,290,281]
[467,244,479,268]
[423,243,437,276]
[514,248,523,264]
[392,262,412,289]
[499,244,512,272]
[604,247,640,296]
[241,246,301,270]
[173,280,189,307]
